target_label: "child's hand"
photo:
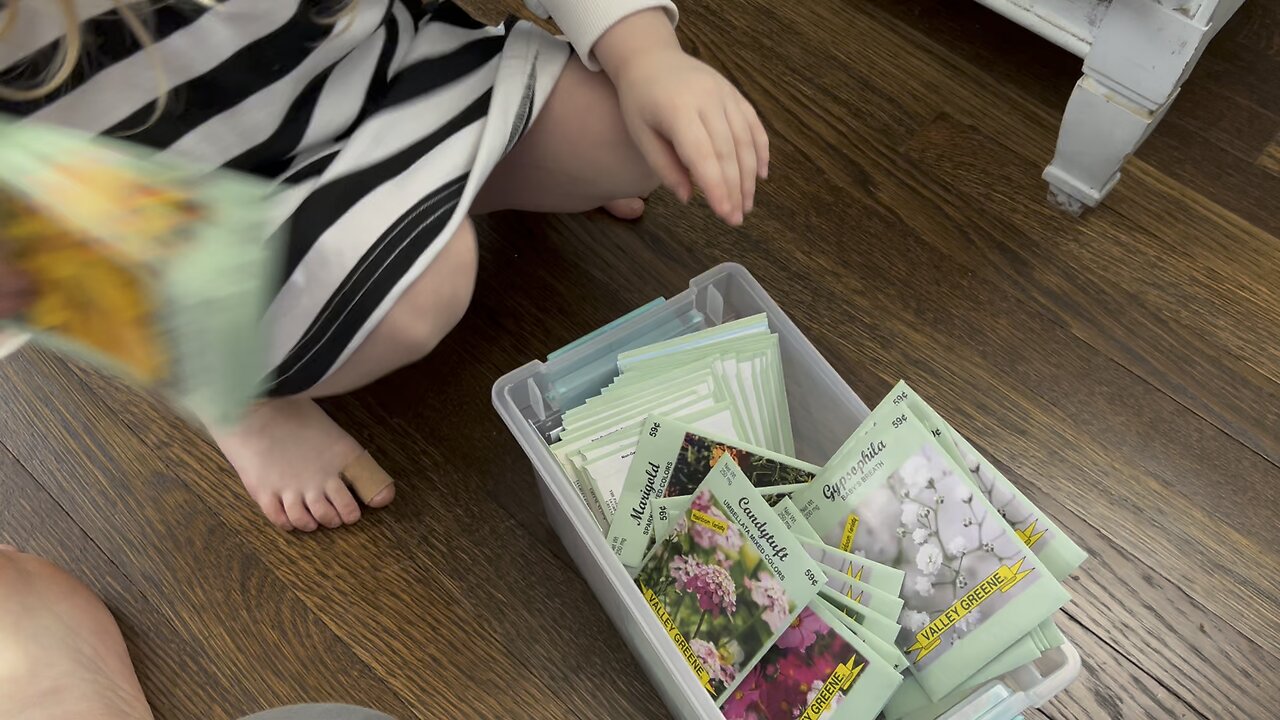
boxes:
[596,11,769,226]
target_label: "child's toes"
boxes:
[305,491,343,529]
[282,491,319,532]
[326,479,362,525]
[366,482,396,509]
[258,494,294,532]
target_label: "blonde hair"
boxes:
[0,0,358,129]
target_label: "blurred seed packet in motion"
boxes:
[0,118,280,427]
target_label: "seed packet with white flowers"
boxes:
[611,417,819,570]
[721,600,903,720]
[818,586,901,648]
[792,408,1070,701]
[633,457,825,704]
[818,563,905,621]
[886,381,1087,580]
[776,498,906,597]
[816,597,911,673]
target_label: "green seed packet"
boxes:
[617,313,770,370]
[819,562,906,621]
[792,407,1071,701]
[651,484,812,539]
[816,597,911,674]
[885,382,1088,580]
[583,402,741,525]
[634,457,825,705]
[0,118,279,428]
[552,384,734,526]
[721,599,903,720]
[544,309,705,409]
[1039,618,1067,650]
[775,498,907,597]
[818,587,902,648]
[610,417,820,570]
[547,297,665,360]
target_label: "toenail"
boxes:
[0,544,16,552]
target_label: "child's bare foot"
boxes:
[0,545,154,720]
[212,397,395,532]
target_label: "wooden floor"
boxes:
[2,1,1277,718]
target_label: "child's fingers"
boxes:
[700,109,743,225]
[670,119,730,219]
[725,104,758,214]
[633,126,691,202]
[741,98,770,179]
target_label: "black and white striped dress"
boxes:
[0,0,571,395]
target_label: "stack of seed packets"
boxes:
[788,382,1085,715]
[548,314,793,531]
[635,457,907,719]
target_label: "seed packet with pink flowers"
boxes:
[792,407,1070,701]
[650,484,811,539]
[633,457,825,705]
[721,600,903,720]
[610,417,819,571]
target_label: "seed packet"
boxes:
[547,297,665,361]
[579,402,742,524]
[651,484,811,538]
[721,600,903,720]
[0,118,278,427]
[616,313,771,370]
[817,586,902,648]
[776,498,907,597]
[886,381,1087,580]
[616,325,792,454]
[611,417,819,570]
[818,563,905,621]
[544,309,706,410]
[634,458,825,704]
[791,407,1071,701]
[551,384,737,527]
[883,633,1043,720]
[815,597,911,674]
[1037,618,1066,650]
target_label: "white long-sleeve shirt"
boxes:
[525,0,678,69]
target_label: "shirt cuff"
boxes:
[524,0,679,71]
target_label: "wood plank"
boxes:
[1259,131,1280,175]
[1044,613,1206,720]
[0,350,417,720]
[899,113,1280,460]
[0,444,257,720]
[66,357,666,720]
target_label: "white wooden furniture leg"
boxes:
[1042,0,1244,213]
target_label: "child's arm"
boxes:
[533,2,769,226]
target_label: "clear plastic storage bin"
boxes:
[492,263,1081,720]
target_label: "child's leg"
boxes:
[212,220,478,532]
[473,58,661,214]
[0,545,154,720]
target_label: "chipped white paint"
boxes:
[976,0,1244,212]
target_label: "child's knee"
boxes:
[381,218,477,356]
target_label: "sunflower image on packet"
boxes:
[0,118,279,426]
